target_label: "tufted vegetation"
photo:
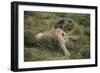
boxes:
[24,11,90,61]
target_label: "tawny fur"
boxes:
[35,28,70,57]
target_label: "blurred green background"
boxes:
[24,11,90,61]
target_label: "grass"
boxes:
[24,47,69,61]
[24,11,90,61]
